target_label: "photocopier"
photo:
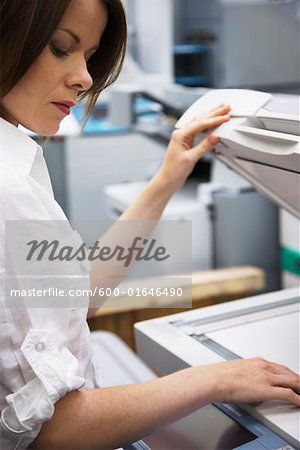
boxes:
[133,90,300,450]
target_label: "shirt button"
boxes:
[35,342,45,352]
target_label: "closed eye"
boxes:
[50,44,70,58]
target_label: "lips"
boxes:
[52,100,76,116]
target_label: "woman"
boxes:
[0,1,299,449]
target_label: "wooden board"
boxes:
[88,266,265,349]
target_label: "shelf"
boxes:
[175,76,209,87]
[173,44,209,55]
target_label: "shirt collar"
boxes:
[0,117,40,175]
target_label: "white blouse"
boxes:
[0,118,100,449]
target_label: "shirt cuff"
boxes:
[1,328,86,445]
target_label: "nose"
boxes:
[66,58,93,93]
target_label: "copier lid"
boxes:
[176,90,300,218]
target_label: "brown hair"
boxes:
[0,0,127,120]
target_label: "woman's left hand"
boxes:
[157,104,231,194]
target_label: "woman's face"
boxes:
[2,0,108,135]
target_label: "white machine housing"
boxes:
[176,89,300,219]
[134,89,300,449]
[135,288,300,449]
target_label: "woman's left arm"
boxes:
[120,104,230,221]
[87,105,230,317]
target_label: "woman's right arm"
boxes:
[30,357,300,450]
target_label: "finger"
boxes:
[267,361,300,377]
[185,114,230,136]
[208,104,231,117]
[189,134,219,160]
[209,103,226,112]
[189,105,231,123]
[270,373,300,392]
[271,387,300,406]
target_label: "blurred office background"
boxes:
[39,0,300,292]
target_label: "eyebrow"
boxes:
[57,28,99,51]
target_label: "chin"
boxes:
[41,127,60,136]
[23,120,60,136]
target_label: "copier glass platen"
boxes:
[135,289,300,450]
[133,90,300,450]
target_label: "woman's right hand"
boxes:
[198,357,300,406]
